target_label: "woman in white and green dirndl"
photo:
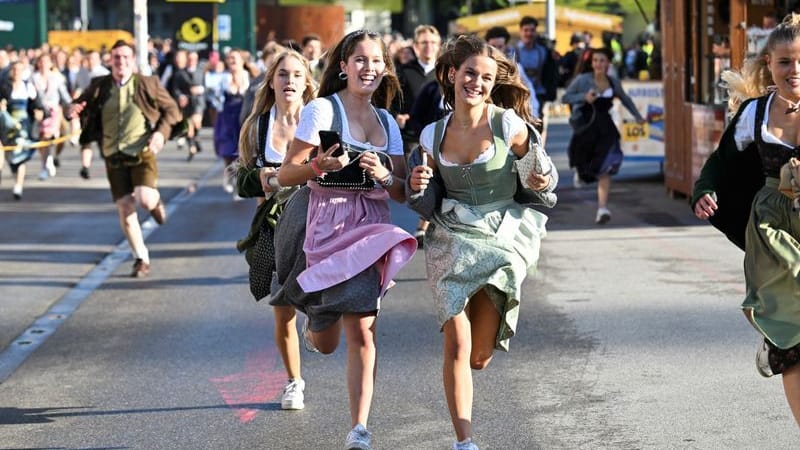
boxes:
[422,103,549,352]
[407,35,557,450]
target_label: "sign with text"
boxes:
[613,81,664,161]
[173,4,215,57]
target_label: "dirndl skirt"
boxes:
[742,177,800,351]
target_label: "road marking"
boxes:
[210,347,287,422]
[0,163,222,383]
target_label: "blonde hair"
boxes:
[724,13,800,113]
[237,50,316,168]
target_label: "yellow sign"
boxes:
[621,122,650,142]
[178,17,210,43]
[453,4,624,54]
[48,30,134,52]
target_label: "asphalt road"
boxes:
[0,125,797,449]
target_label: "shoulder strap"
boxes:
[256,110,269,168]
[754,94,769,144]
[432,117,447,162]
[489,105,506,154]
[321,95,342,134]
[376,108,391,140]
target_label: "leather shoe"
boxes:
[131,258,150,278]
[150,200,167,225]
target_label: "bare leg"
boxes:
[782,364,800,425]
[273,305,301,380]
[115,194,146,259]
[343,312,377,427]
[307,318,342,355]
[465,289,501,370]
[81,146,93,169]
[597,173,611,208]
[134,185,161,212]
[443,312,473,442]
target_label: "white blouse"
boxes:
[419,105,527,167]
[294,93,403,156]
[734,93,796,151]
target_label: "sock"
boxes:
[132,245,149,264]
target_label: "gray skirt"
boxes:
[271,186,380,331]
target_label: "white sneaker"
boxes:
[453,438,479,450]
[45,155,56,177]
[12,184,22,200]
[38,168,50,181]
[756,338,774,378]
[344,424,371,450]
[176,136,187,149]
[281,378,305,410]
[573,170,585,189]
[595,207,611,224]
[301,317,320,353]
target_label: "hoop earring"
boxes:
[338,71,348,81]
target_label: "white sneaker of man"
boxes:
[595,207,611,225]
[281,378,305,410]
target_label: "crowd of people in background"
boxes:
[0,22,659,205]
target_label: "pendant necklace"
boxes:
[779,94,800,114]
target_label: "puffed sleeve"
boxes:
[293,98,334,146]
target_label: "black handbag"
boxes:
[313,149,393,190]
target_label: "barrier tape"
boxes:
[0,129,82,152]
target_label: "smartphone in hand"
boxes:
[319,130,343,157]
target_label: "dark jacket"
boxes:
[392,58,437,141]
[691,96,764,250]
[74,74,181,146]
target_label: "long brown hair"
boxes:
[238,50,316,168]
[435,34,537,126]
[317,30,400,109]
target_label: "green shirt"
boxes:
[101,78,150,157]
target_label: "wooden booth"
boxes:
[661,0,789,196]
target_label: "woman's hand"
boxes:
[410,163,433,192]
[693,193,718,220]
[526,172,551,191]
[359,151,391,181]
[259,167,278,192]
[584,89,598,104]
[315,142,349,173]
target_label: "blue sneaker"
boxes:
[344,423,371,450]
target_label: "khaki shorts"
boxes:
[105,149,159,201]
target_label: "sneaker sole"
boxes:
[281,400,305,410]
[596,214,611,225]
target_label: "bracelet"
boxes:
[309,158,325,177]
[378,173,394,188]
[267,175,281,190]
